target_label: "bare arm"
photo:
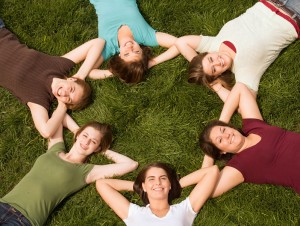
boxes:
[28,101,67,138]
[219,82,262,123]
[210,166,244,197]
[47,123,64,150]
[201,154,215,168]
[62,113,79,134]
[175,35,202,62]
[179,165,219,212]
[211,82,231,103]
[62,38,106,80]
[88,69,113,80]
[149,32,179,68]
[96,179,133,220]
[85,150,138,183]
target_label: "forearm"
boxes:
[201,155,215,168]
[103,150,137,164]
[211,83,230,103]
[97,179,134,192]
[219,84,242,122]
[88,69,113,80]
[150,45,180,68]
[62,113,79,134]
[179,165,218,188]
[43,103,67,137]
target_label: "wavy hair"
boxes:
[108,45,153,84]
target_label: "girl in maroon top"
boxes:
[199,82,300,196]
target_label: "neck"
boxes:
[118,25,134,46]
[238,134,260,153]
[149,200,170,217]
[61,147,86,164]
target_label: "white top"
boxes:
[124,198,197,226]
[196,2,297,91]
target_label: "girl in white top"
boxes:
[96,162,219,226]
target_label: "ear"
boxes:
[142,183,146,192]
[67,77,77,82]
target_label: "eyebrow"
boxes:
[146,174,168,179]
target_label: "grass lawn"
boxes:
[0,0,299,225]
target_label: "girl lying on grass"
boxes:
[200,82,300,197]
[0,121,138,226]
[175,0,300,102]
[0,18,103,138]
[97,162,219,226]
[83,0,178,84]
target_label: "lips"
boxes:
[124,41,133,47]
[57,87,62,97]
[218,56,225,67]
[230,134,234,144]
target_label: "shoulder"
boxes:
[47,142,65,153]
[242,118,267,134]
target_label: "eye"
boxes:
[124,53,129,57]
[134,50,140,54]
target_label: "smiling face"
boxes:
[52,78,84,105]
[202,52,233,77]
[119,40,142,62]
[209,126,245,154]
[142,167,171,202]
[75,127,102,156]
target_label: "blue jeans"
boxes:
[0,18,5,28]
[278,0,300,17]
[0,203,31,226]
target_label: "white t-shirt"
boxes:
[123,197,197,226]
[196,2,297,92]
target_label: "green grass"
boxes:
[1,0,300,225]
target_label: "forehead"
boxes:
[71,82,84,103]
[80,127,101,139]
[145,167,167,177]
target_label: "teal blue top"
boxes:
[0,142,94,226]
[90,0,158,60]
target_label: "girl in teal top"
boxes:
[0,121,138,226]
[79,0,179,84]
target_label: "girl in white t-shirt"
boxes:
[96,162,219,226]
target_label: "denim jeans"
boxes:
[0,18,5,28]
[278,0,300,17]
[0,203,31,226]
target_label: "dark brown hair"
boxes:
[133,162,182,205]
[199,120,235,161]
[75,121,112,153]
[66,78,92,111]
[188,53,234,90]
[108,45,153,84]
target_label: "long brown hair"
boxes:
[133,162,182,205]
[108,45,153,84]
[188,53,235,90]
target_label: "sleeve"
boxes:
[123,203,142,223]
[47,142,66,153]
[195,35,219,53]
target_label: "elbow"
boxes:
[130,161,139,171]
[39,128,52,139]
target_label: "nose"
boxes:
[84,138,91,146]
[155,178,162,185]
